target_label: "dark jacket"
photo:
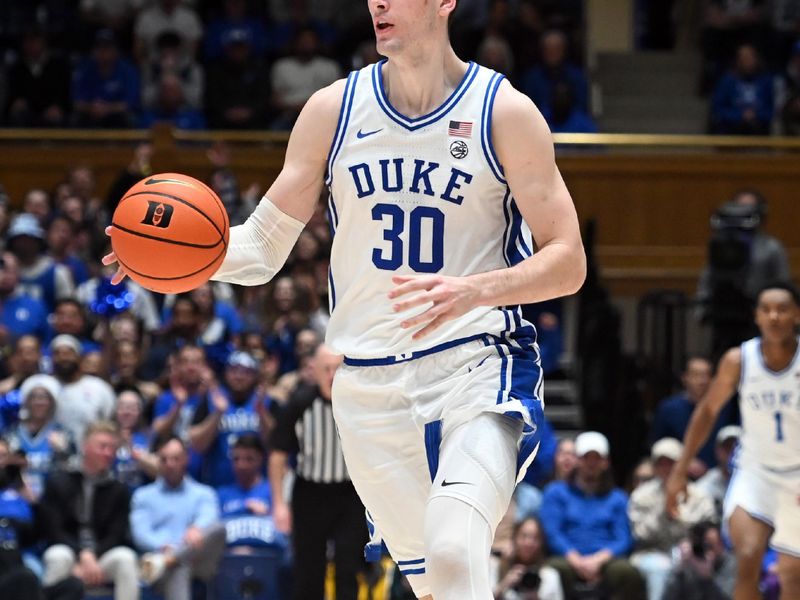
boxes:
[39,469,132,555]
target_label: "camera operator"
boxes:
[493,517,563,600]
[697,189,791,360]
[661,521,736,600]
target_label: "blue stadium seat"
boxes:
[212,548,286,600]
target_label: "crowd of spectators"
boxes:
[700,1,800,135]
[0,0,592,134]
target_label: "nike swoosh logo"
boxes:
[441,480,472,487]
[144,177,192,186]
[356,128,383,139]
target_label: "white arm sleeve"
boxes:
[211,196,305,286]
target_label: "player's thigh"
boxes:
[331,366,431,567]
[776,553,800,591]
[428,412,523,530]
[728,507,772,567]
[771,476,800,558]
[723,465,776,536]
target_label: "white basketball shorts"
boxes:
[331,334,544,597]
[723,458,800,556]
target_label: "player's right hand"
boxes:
[665,469,688,519]
[102,226,127,284]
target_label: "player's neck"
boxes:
[760,335,798,362]
[383,46,466,118]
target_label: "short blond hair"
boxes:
[83,420,119,442]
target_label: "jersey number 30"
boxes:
[372,204,444,272]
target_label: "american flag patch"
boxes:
[448,120,473,138]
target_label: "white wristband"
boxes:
[211,196,305,286]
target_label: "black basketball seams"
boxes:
[118,189,226,242]
[195,178,230,231]
[111,221,222,249]
[115,245,226,281]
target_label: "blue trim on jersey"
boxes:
[501,188,512,267]
[372,60,479,131]
[511,200,533,258]
[400,567,427,576]
[481,72,506,184]
[506,198,527,266]
[328,267,337,312]
[755,336,800,377]
[325,71,359,186]
[342,333,488,366]
[424,420,442,482]
[397,558,425,566]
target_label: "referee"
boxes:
[269,343,367,600]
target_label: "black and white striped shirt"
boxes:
[272,384,349,484]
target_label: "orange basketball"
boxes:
[111,173,229,294]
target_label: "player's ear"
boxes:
[439,0,457,20]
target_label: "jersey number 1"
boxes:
[774,411,784,442]
[372,204,444,273]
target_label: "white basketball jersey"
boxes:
[737,337,800,471]
[324,61,534,360]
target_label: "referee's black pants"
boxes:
[291,477,367,600]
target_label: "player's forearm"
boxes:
[473,242,586,307]
[675,402,717,473]
[211,196,305,286]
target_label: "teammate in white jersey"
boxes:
[105,1,585,598]
[666,283,800,600]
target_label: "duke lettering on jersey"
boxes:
[348,159,474,205]
[326,62,534,359]
[737,337,800,469]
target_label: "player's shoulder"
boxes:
[491,77,546,127]
[303,77,351,120]
[487,76,552,157]
[718,347,743,379]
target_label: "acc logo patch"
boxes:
[450,140,468,159]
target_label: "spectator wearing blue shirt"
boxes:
[6,214,75,314]
[72,29,140,128]
[0,252,49,344]
[649,356,737,469]
[711,43,774,135]
[112,389,157,491]
[541,431,644,600]
[190,351,272,488]
[546,81,598,134]
[137,73,206,130]
[204,0,267,61]
[152,345,211,478]
[5,374,73,500]
[46,216,90,287]
[131,436,226,600]
[217,434,284,551]
[521,29,589,117]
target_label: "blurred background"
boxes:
[0,1,796,599]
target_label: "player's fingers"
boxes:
[400,301,451,329]
[388,275,438,298]
[104,225,113,236]
[101,251,117,266]
[412,315,447,340]
[110,267,127,285]
[392,291,434,312]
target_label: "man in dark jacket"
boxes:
[39,421,139,600]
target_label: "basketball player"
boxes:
[666,283,800,600]
[105,1,585,597]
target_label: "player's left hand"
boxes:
[388,274,480,340]
[102,226,128,284]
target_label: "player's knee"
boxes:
[426,535,469,577]
[734,544,765,575]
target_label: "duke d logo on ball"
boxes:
[141,201,174,228]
